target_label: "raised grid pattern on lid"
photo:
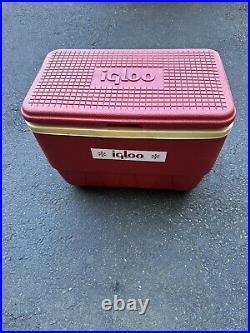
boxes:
[28,49,227,110]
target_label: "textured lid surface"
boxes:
[22,49,236,129]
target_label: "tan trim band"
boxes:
[26,121,233,140]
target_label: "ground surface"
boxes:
[2,2,248,331]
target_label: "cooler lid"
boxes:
[22,49,236,129]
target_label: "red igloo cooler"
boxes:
[21,49,236,190]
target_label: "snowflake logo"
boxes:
[151,153,160,160]
[98,151,106,157]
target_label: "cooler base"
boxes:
[58,170,203,191]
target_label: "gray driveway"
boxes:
[2,2,248,330]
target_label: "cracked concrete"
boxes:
[2,2,248,331]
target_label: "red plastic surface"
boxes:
[22,49,235,129]
[34,133,226,190]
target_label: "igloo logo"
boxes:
[100,69,155,85]
[91,148,167,162]
[91,67,164,88]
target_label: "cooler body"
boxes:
[21,49,236,190]
[29,124,229,190]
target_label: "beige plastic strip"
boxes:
[26,121,233,140]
